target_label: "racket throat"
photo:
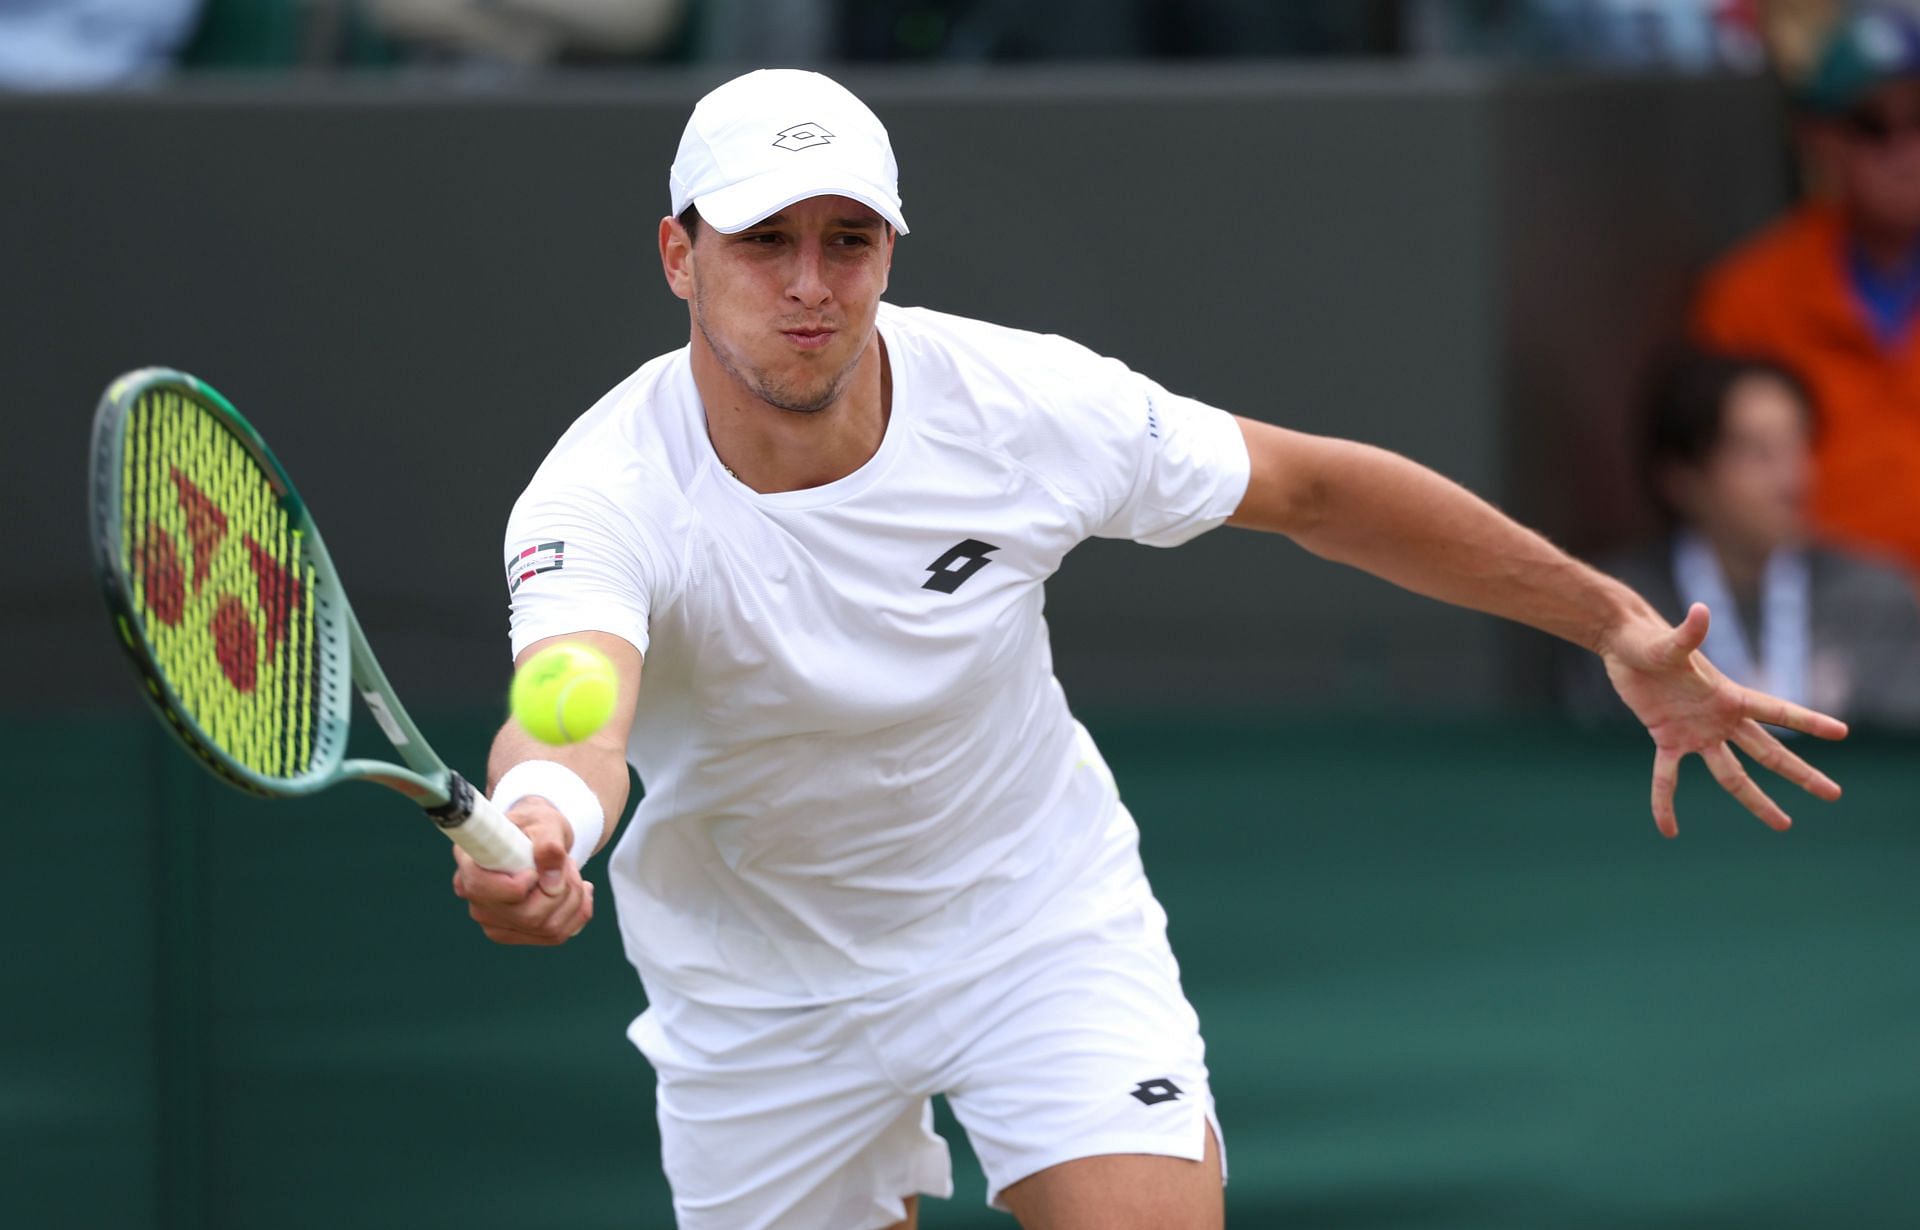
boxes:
[423,770,483,830]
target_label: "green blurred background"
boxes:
[10,712,1915,1227]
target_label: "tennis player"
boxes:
[453,69,1847,1230]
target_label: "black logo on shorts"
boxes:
[772,122,834,151]
[1130,1078,1183,1106]
[923,539,999,593]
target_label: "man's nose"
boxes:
[786,243,832,308]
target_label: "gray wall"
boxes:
[1491,72,1793,691]
[1,66,1788,715]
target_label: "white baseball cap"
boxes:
[669,69,909,235]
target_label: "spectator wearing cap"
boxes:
[1692,3,1920,582]
[1560,348,1920,729]
[0,0,202,89]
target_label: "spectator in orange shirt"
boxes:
[1692,3,1920,580]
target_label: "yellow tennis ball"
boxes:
[510,642,618,744]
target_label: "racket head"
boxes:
[89,368,353,796]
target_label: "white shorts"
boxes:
[629,837,1224,1230]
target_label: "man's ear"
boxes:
[660,215,695,302]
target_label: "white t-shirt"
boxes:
[504,304,1251,1010]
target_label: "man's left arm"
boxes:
[1227,416,1846,836]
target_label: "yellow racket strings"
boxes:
[122,390,320,779]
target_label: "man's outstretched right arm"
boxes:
[452,630,643,946]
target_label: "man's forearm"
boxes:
[487,631,644,859]
[1231,423,1659,655]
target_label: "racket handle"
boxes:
[427,772,535,872]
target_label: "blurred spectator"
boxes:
[1561,349,1920,727]
[1693,3,1920,580]
[1756,0,1849,81]
[364,0,685,66]
[836,0,1403,61]
[1408,0,1766,68]
[694,0,834,62]
[0,0,203,89]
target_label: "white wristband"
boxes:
[489,760,607,867]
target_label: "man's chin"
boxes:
[750,359,860,415]
[754,377,844,415]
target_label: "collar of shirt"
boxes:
[1845,236,1920,346]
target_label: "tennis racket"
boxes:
[88,367,533,872]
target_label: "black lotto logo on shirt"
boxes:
[772,122,834,151]
[923,539,999,594]
[507,541,565,594]
[1130,1078,1183,1106]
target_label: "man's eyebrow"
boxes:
[832,217,885,230]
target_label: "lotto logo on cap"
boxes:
[669,69,909,235]
[772,122,834,151]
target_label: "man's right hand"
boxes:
[450,797,594,945]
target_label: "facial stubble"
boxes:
[693,277,865,416]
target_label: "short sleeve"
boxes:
[971,321,1252,548]
[501,475,677,662]
[1089,374,1251,547]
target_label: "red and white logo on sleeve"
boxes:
[505,541,564,594]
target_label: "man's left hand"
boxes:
[1603,602,1846,837]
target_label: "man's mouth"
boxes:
[781,325,837,350]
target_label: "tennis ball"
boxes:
[511,642,619,744]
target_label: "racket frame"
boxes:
[90,368,531,870]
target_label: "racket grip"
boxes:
[426,772,535,872]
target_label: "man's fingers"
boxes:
[1650,748,1681,839]
[454,863,539,905]
[1731,719,1843,801]
[561,883,595,939]
[1701,742,1792,831]
[507,886,593,944]
[451,798,587,943]
[532,829,573,898]
[467,872,589,943]
[1741,690,1850,742]
[472,909,570,944]
[1664,603,1711,664]
[493,875,582,927]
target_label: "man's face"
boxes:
[663,195,894,414]
[1825,79,1920,235]
[1666,374,1812,558]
